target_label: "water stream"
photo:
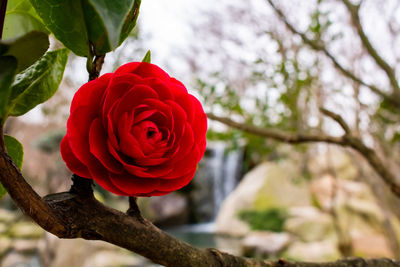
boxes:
[166,143,243,250]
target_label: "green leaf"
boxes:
[0,56,18,122]
[4,135,24,170]
[0,31,49,73]
[8,48,69,116]
[142,50,151,63]
[29,0,141,57]
[3,0,48,39]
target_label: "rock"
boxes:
[50,238,145,267]
[352,233,392,258]
[216,160,310,236]
[83,250,141,267]
[0,209,17,223]
[216,163,268,236]
[310,174,373,211]
[307,147,358,180]
[284,207,335,242]
[284,240,340,262]
[215,235,243,256]
[12,239,39,254]
[2,252,30,267]
[0,237,12,255]
[149,193,189,227]
[242,231,292,257]
[0,223,7,234]
[8,221,44,239]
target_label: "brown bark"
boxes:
[0,134,399,266]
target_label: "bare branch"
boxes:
[341,0,400,92]
[207,112,400,198]
[266,0,400,107]
[320,108,351,134]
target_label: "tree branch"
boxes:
[265,0,400,107]
[206,112,400,198]
[0,124,399,265]
[341,0,400,92]
[320,108,351,135]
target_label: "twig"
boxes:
[266,0,400,107]
[88,55,105,81]
[320,108,351,135]
[206,112,400,198]
[341,0,400,92]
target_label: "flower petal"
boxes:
[60,136,91,178]
[89,118,124,174]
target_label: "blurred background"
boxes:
[2,0,400,266]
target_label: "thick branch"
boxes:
[341,0,400,92]
[207,112,400,197]
[0,127,399,265]
[266,0,400,107]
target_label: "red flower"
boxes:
[61,62,207,196]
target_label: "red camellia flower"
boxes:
[60,62,207,196]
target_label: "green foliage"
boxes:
[238,208,288,232]
[3,0,48,39]
[8,48,69,116]
[4,135,24,169]
[142,50,151,63]
[0,31,49,72]
[29,0,141,57]
[0,56,17,122]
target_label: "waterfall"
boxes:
[191,142,243,222]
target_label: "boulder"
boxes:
[0,209,17,223]
[216,160,310,236]
[284,207,335,242]
[242,231,292,258]
[307,147,358,180]
[8,221,44,239]
[216,163,268,236]
[144,193,189,227]
[283,240,340,262]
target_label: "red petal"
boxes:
[145,78,174,100]
[108,173,160,196]
[60,136,91,178]
[66,106,97,165]
[158,168,196,191]
[102,73,144,124]
[89,118,124,174]
[115,62,170,82]
[71,73,112,112]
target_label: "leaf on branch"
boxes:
[0,56,18,121]
[0,134,25,199]
[141,50,151,63]
[3,0,48,39]
[4,135,24,169]
[30,0,141,57]
[0,31,49,73]
[8,48,69,116]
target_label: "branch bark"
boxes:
[265,0,400,107]
[0,126,399,266]
[206,112,400,198]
